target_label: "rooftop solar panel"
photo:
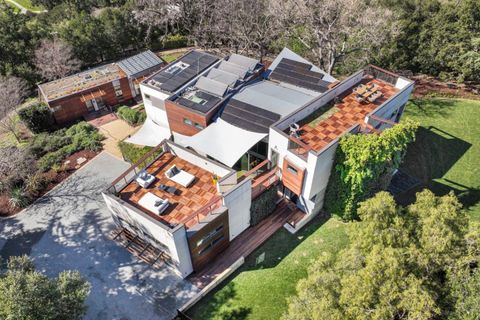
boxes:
[217,61,249,79]
[228,53,259,71]
[117,50,163,78]
[148,51,219,93]
[206,68,239,87]
[220,99,280,133]
[195,76,229,97]
[270,58,329,93]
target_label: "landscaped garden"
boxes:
[0,103,104,215]
[186,97,480,319]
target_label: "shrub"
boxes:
[24,173,49,198]
[18,103,55,133]
[250,187,279,226]
[8,186,29,208]
[28,132,71,158]
[116,106,146,126]
[159,34,188,50]
[37,149,68,172]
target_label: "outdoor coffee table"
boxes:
[158,184,178,195]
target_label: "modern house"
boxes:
[38,50,164,124]
[103,140,252,277]
[104,47,415,276]
[126,50,264,146]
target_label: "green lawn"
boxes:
[187,216,350,320]
[161,52,183,63]
[400,98,480,221]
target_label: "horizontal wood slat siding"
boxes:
[165,100,208,136]
[47,77,133,124]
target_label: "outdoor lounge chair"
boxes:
[138,192,169,215]
[135,170,155,188]
[165,165,195,188]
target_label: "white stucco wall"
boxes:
[222,179,252,241]
[140,84,170,128]
[102,193,193,277]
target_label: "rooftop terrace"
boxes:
[39,64,125,102]
[288,76,399,155]
[117,150,227,229]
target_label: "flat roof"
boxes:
[117,50,164,78]
[39,64,125,102]
[119,151,223,229]
[145,51,219,93]
[292,77,399,152]
[174,90,221,114]
[220,99,280,133]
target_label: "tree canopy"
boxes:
[284,190,480,320]
[0,255,90,320]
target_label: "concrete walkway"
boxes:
[98,119,139,159]
[0,152,198,320]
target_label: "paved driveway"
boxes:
[0,152,198,320]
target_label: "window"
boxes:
[85,99,94,111]
[144,94,151,100]
[115,89,123,98]
[196,224,224,247]
[183,118,193,125]
[194,122,204,130]
[287,164,298,175]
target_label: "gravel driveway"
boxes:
[0,152,198,320]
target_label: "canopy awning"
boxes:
[182,118,267,167]
[80,90,106,102]
[125,118,171,147]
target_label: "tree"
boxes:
[284,190,478,320]
[324,119,419,220]
[0,146,36,190]
[0,255,90,320]
[275,0,398,74]
[0,76,28,142]
[34,38,81,81]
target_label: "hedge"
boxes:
[116,106,146,126]
[18,103,55,133]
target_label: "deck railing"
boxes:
[238,159,270,182]
[251,169,279,199]
[287,136,312,161]
[181,195,224,227]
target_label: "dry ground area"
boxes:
[98,119,139,159]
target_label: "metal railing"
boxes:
[180,195,223,227]
[287,136,312,161]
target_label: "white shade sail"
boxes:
[125,118,171,147]
[182,118,267,167]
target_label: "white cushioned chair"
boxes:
[135,170,155,188]
[138,192,169,215]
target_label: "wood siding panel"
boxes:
[187,210,230,271]
[282,159,305,195]
[48,77,133,124]
[165,100,209,136]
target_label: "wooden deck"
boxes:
[189,199,301,289]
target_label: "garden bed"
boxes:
[0,149,99,217]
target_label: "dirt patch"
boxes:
[409,74,480,100]
[0,150,98,217]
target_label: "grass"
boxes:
[161,52,183,63]
[400,98,480,221]
[187,217,350,320]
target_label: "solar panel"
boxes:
[217,61,249,79]
[270,58,329,92]
[228,53,259,71]
[220,99,281,133]
[195,76,229,97]
[150,51,219,93]
[117,50,163,77]
[206,68,239,87]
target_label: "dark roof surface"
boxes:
[117,50,163,78]
[149,51,219,93]
[270,58,330,93]
[221,99,280,133]
[176,90,221,114]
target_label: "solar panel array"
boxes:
[221,99,281,133]
[117,50,163,78]
[206,68,239,87]
[270,58,330,93]
[177,91,221,114]
[150,51,219,93]
[195,76,229,97]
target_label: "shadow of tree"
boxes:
[398,125,479,212]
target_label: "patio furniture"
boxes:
[135,170,155,188]
[367,90,383,103]
[158,184,178,195]
[138,192,169,215]
[289,123,300,138]
[165,165,195,187]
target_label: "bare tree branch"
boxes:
[0,77,28,142]
[34,39,81,81]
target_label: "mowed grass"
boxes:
[400,98,480,221]
[187,217,350,320]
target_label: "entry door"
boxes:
[92,99,100,111]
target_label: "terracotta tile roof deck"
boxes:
[119,152,220,229]
[295,77,398,152]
